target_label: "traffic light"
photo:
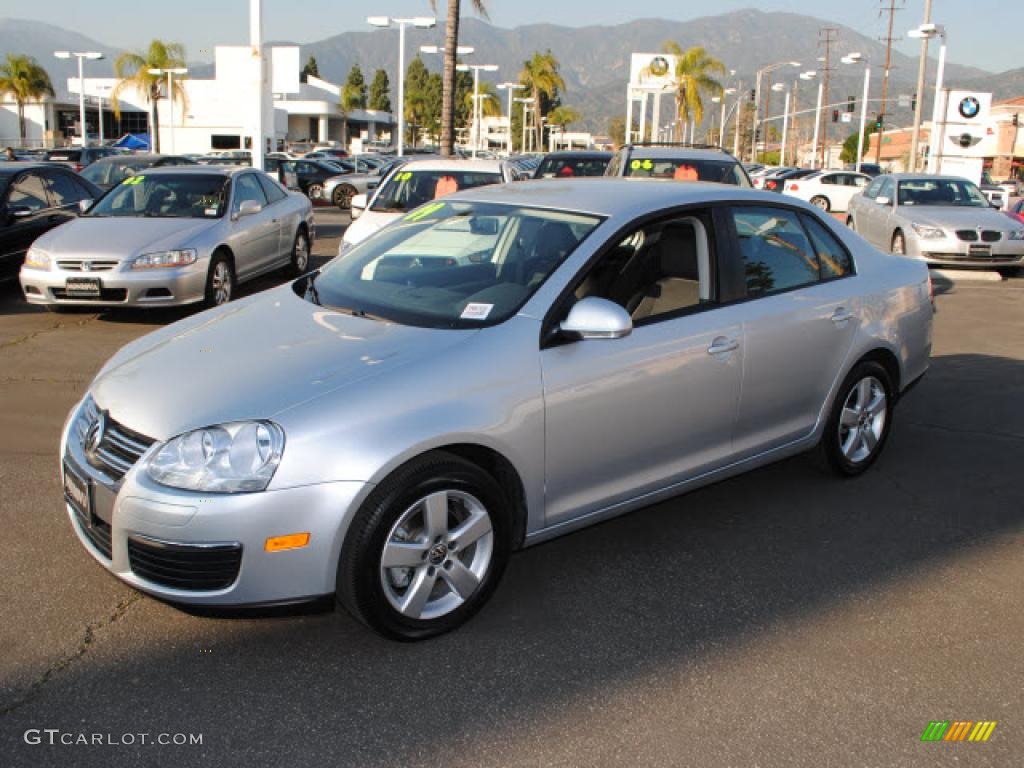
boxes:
[911,93,917,111]
[1013,113,1020,127]
[750,89,756,102]
[875,113,884,130]
[832,109,839,123]
[847,96,856,113]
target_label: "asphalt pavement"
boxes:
[1,211,1022,767]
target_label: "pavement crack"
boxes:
[0,317,99,351]
[904,419,1024,443]
[0,591,141,717]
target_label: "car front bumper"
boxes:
[906,235,1024,267]
[61,400,368,606]
[21,261,209,308]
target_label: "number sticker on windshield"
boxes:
[404,202,446,222]
[630,160,642,170]
[395,171,414,181]
[123,175,145,186]
[460,303,494,320]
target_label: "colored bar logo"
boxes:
[921,721,997,742]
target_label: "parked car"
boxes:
[341,157,517,249]
[79,154,197,191]
[783,170,871,212]
[44,146,122,172]
[763,168,819,192]
[752,167,794,189]
[844,162,883,177]
[605,144,752,186]
[20,166,314,309]
[323,156,412,210]
[979,173,1008,210]
[1004,198,1024,225]
[59,180,932,639]
[533,151,613,178]
[847,173,1024,273]
[304,147,349,161]
[995,178,1022,198]
[291,158,355,201]
[1,162,101,281]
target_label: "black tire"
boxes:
[288,228,310,277]
[891,230,906,255]
[332,184,357,210]
[846,215,855,230]
[307,182,324,201]
[337,451,511,641]
[997,266,1021,278]
[817,360,895,477]
[810,195,831,212]
[203,252,235,309]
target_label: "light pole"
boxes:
[771,83,791,166]
[55,51,103,147]
[802,71,822,168]
[497,82,525,155]
[457,63,498,157]
[148,68,188,154]
[909,22,948,174]
[515,97,534,152]
[751,61,801,162]
[908,0,933,171]
[368,15,436,157]
[841,53,871,174]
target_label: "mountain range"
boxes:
[2,11,1020,135]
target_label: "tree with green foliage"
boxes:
[403,57,432,147]
[368,69,391,113]
[840,124,878,164]
[301,56,320,81]
[429,0,489,155]
[341,64,368,112]
[519,51,565,152]
[112,40,188,153]
[655,42,725,141]
[0,54,54,144]
[608,116,626,149]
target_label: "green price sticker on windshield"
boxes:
[123,175,145,186]
[642,159,653,170]
[630,160,642,170]
[396,171,413,181]
[404,201,446,222]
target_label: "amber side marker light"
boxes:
[265,533,311,552]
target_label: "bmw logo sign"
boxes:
[959,96,981,119]
[649,56,670,78]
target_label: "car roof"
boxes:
[397,157,507,172]
[137,164,250,177]
[543,151,613,159]
[0,161,72,176]
[624,146,740,161]
[883,173,976,182]
[443,178,813,218]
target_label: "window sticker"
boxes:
[642,159,653,170]
[460,302,494,320]
[630,159,642,170]
[123,175,145,186]
[404,201,446,222]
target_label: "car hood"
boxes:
[90,285,476,440]
[901,206,1016,231]
[341,209,402,245]
[34,216,218,259]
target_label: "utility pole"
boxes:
[909,0,932,171]
[875,0,904,164]
[818,27,838,168]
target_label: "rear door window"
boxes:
[8,172,50,211]
[730,207,821,297]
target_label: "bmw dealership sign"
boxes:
[944,90,991,126]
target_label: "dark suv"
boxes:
[605,143,752,187]
[44,146,121,172]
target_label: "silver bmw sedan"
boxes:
[61,180,933,639]
[20,166,314,310]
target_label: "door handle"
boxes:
[707,337,739,356]
[831,307,853,325]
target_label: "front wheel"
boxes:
[891,230,906,255]
[332,184,357,209]
[203,253,235,308]
[288,228,310,276]
[337,452,511,641]
[817,360,894,477]
[810,195,831,211]
[307,183,324,201]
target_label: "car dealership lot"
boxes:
[1,212,1021,764]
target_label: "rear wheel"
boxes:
[332,184,357,209]
[288,228,310,276]
[307,182,324,201]
[810,195,831,211]
[204,253,235,308]
[891,230,906,255]
[817,360,894,477]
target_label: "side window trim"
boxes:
[797,211,856,282]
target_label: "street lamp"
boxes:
[456,63,499,157]
[514,96,534,152]
[368,15,436,157]
[148,67,188,154]
[419,45,474,56]
[841,53,872,174]
[55,51,103,148]
[909,22,948,174]
[751,60,801,161]
[497,82,525,155]
[770,82,793,167]
[801,70,823,169]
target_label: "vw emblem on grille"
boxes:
[81,261,93,272]
[84,409,109,459]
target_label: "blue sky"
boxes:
[6,0,1017,72]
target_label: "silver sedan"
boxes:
[847,173,1024,272]
[60,180,932,639]
[20,166,314,309]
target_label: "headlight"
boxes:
[146,421,285,493]
[1008,229,1024,241]
[911,222,945,239]
[132,249,198,269]
[25,246,51,270]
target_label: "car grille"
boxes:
[51,288,128,302]
[77,514,113,559]
[127,536,243,591]
[56,259,119,271]
[77,398,156,481]
[955,230,1003,242]
[924,251,1018,262]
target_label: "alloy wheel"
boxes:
[838,376,887,464]
[211,261,232,305]
[294,233,309,272]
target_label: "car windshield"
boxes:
[535,156,610,178]
[301,200,602,328]
[897,179,990,207]
[624,157,748,185]
[370,169,503,213]
[82,161,151,186]
[87,174,229,218]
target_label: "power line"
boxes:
[817,26,838,167]
[875,0,904,163]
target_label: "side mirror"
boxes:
[350,193,367,219]
[875,195,892,206]
[235,199,262,219]
[559,296,633,340]
[78,198,94,214]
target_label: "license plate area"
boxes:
[65,277,101,297]
[63,461,93,528]
[968,245,991,257]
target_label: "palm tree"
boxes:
[657,42,725,142]
[0,54,55,145]
[111,40,188,153]
[519,51,565,152]
[429,0,489,156]
[546,105,581,150]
